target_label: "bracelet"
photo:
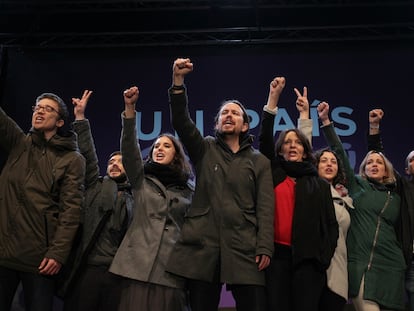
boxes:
[171,84,185,90]
[370,124,380,129]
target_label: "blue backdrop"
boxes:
[1,43,413,175]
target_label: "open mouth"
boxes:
[155,153,165,160]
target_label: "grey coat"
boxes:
[109,114,193,289]
[165,88,274,286]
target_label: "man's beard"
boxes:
[111,172,127,184]
[219,128,236,136]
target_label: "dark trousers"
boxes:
[63,265,123,311]
[319,286,347,311]
[406,258,414,311]
[265,244,326,311]
[188,279,266,311]
[0,266,55,311]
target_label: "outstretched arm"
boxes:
[318,101,331,127]
[123,86,139,118]
[264,76,285,112]
[294,86,312,146]
[0,107,26,153]
[171,58,193,93]
[121,86,143,190]
[294,86,309,120]
[368,108,383,135]
[72,90,93,121]
[318,102,356,190]
[168,58,205,164]
[367,108,384,152]
[259,77,285,159]
[71,90,99,189]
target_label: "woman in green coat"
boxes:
[318,102,411,311]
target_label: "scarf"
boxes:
[274,157,318,186]
[144,160,188,187]
[281,159,318,178]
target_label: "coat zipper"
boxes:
[367,190,391,270]
[44,214,49,247]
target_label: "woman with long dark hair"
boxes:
[109,86,193,311]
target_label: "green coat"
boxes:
[322,123,408,310]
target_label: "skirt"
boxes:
[118,278,190,311]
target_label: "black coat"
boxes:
[259,110,338,269]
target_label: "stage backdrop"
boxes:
[1,42,413,308]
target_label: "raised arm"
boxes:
[259,77,285,160]
[367,108,384,152]
[71,90,99,189]
[0,106,26,153]
[171,57,193,91]
[318,102,356,189]
[72,90,93,122]
[294,86,312,146]
[265,77,285,112]
[168,58,205,164]
[121,86,143,190]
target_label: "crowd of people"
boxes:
[0,57,413,311]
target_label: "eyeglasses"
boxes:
[32,104,60,115]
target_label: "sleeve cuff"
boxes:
[263,105,278,115]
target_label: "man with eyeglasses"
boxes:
[0,93,85,311]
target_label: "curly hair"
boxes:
[314,147,347,186]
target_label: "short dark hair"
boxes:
[36,92,72,136]
[108,151,121,163]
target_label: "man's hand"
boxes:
[172,58,193,87]
[72,89,93,121]
[38,257,62,275]
[256,254,271,271]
